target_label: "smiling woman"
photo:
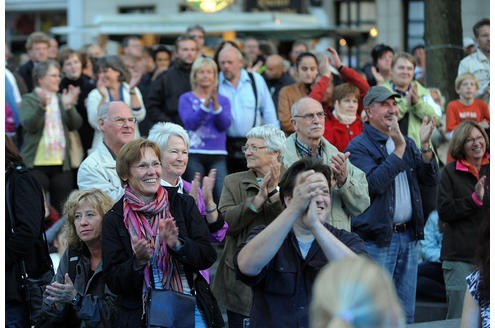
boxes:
[103,138,222,327]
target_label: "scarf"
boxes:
[123,186,183,292]
[41,91,66,160]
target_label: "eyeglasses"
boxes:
[108,117,137,126]
[132,161,162,171]
[293,111,325,121]
[241,145,268,153]
[465,135,484,145]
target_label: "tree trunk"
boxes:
[424,0,464,104]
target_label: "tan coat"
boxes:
[212,170,285,316]
[283,133,371,231]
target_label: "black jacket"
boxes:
[17,60,35,92]
[438,160,490,263]
[102,187,219,327]
[146,61,192,125]
[6,166,52,302]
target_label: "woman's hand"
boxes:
[45,273,77,304]
[327,47,342,69]
[159,218,180,250]
[371,66,385,85]
[129,66,143,90]
[131,236,152,267]
[35,88,51,107]
[62,85,81,109]
[202,169,217,205]
[189,173,201,205]
[475,175,486,201]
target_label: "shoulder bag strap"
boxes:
[247,71,259,128]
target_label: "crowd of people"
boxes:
[5,17,490,328]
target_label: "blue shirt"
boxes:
[219,69,279,137]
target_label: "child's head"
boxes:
[333,83,360,121]
[455,73,479,100]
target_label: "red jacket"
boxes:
[324,113,363,152]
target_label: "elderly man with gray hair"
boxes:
[284,97,370,231]
[77,101,137,201]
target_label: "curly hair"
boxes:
[63,189,114,251]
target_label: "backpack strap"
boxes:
[247,71,259,128]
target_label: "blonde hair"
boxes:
[454,72,479,91]
[310,256,406,328]
[63,189,114,250]
[190,57,218,90]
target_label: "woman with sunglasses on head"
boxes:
[86,55,146,153]
[19,59,82,214]
[211,125,286,328]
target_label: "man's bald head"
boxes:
[264,54,286,80]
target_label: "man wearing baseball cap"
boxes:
[345,85,440,323]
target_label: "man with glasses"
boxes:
[346,86,439,323]
[147,35,199,126]
[18,31,51,92]
[78,101,137,201]
[283,97,369,231]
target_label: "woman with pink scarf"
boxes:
[102,138,224,328]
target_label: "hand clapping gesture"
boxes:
[159,218,180,250]
[62,85,81,110]
[330,152,350,187]
[45,273,77,304]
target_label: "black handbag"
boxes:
[147,256,196,328]
[6,169,54,326]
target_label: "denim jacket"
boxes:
[346,123,440,246]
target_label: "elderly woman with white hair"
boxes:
[147,122,228,282]
[211,124,287,327]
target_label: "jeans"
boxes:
[195,306,207,328]
[5,302,29,328]
[442,260,474,319]
[365,230,419,323]
[185,154,227,204]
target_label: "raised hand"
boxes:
[419,115,436,145]
[159,217,180,249]
[202,168,217,205]
[475,175,487,201]
[45,273,77,303]
[131,236,152,267]
[370,66,385,85]
[189,172,201,205]
[62,85,81,109]
[330,152,350,187]
[326,47,342,69]
[35,88,51,107]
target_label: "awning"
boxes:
[50,12,337,40]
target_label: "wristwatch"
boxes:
[267,186,280,198]
[71,293,82,310]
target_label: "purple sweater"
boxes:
[178,91,231,154]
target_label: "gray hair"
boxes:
[33,60,60,86]
[148,122,190,150]
[246,125,286,161]
[98,102,110,119]
[291,96,322,117]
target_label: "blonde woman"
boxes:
[310,256,405,328]
[178,57,231,202]
[42,189,117,327]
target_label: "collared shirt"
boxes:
[219,69,279,137]
[385,137,412,224]
[160,177,184,194]
[458,49,490,103]
[295,135,323,159]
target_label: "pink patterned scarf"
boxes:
[123,186,183,291]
